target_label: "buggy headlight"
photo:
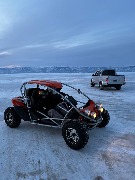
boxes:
[99,107,104,113]
[97,104,104,113]
[90,112,97,119]
[84,110,91,116]
[84,110,97,119]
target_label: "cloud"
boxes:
[24,44,47,49]
[0,51,11,56]
[0,0,135,66]
[0,14,12,38]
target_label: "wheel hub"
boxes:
[66,128,79,143]
[6,113,13,123]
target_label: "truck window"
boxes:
[95,71,100,76]
[102,70,115,76]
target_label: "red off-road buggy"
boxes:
[4,80,110,150]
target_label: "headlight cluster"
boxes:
[97,104,104,113]
[84,110,97,119]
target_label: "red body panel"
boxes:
[12,97,25,107]
[28,80,62,89]
[81,100,99,115]
[83,100,95,112]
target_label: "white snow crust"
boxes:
[0,72,135,180]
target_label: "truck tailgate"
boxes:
[108,75,125,85]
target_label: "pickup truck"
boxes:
[91,69,126,90]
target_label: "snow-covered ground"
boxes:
[0,72,135,180]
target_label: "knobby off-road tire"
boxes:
[97,109,110,128]
[4,107,21,128]
[62,121,89,150]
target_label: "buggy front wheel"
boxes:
[97,109,110,128]
[62,121,89,150]
[4,107,21,128]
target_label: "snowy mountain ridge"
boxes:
[0,66,135,74]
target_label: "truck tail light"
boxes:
[106,78,108,83]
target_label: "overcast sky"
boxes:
[0,0,135,67]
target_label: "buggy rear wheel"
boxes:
[4,107,21,128]
[62,121,89,150]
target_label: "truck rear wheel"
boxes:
[62,121,89,150]
[4,107,21,128]
[115,85,121,90]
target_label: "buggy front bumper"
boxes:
[85,117,103,130]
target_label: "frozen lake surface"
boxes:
[0,72,135,180]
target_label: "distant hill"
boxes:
[0,66,135,74]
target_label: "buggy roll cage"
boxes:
[20,81,90,100]
[20,81,100,124]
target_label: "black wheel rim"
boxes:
[66,128,79,144]
[6,112,14,124]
